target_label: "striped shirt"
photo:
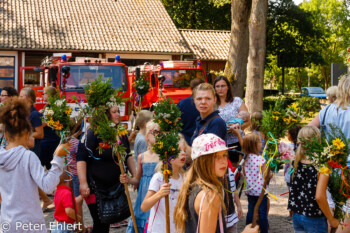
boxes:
[225,169,239,227]
[68,137,79,176]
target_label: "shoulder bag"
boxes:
[89,174,131,224]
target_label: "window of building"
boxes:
[0,56,15,87]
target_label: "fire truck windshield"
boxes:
[61,65,127,91]
[160,69,205,88]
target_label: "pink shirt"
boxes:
[244,153,266,196]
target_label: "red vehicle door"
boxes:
[19,66,47,110]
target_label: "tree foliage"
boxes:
[267,0,323,68]
[161,0,231,30]
[300,0,350,89]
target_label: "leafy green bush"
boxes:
[263,95,320,117]
[295,96,320,117]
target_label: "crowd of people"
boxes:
[0,73,349,233]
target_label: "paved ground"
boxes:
[41,170,294,233]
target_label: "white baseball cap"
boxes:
[191,133,228,160]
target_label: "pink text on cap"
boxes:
[205,138,226,151]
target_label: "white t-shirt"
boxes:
[147,172,183,233]
[226,169,239,227]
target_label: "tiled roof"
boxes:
[180,29,230,61]
[0,0,191,54]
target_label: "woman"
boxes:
[40,86,61,170]
[19,87,44,156]
[77,105,137,233]
[214,76,250,163]
[309,74,350,233]
[1,87,18,147]
[0,87,18,104]
[190,83,227,146]
[0,98,69,233]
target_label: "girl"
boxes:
[284,125,301,222]
[288,126,338,232]
[133,110,153,166]
[0,98,70,233]
[20,87,52,211]
[243,132,268,233]
[249,111,266,155]
[174,133,228,233]
[141,135,187,233]
[120,121,160,233]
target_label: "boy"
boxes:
[51,170,83,233]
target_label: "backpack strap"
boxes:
[198,115,220,136]
[196,192,207,233]
[320,104,331,135]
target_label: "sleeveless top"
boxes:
[126,153,158,233]
[185,185,227,233]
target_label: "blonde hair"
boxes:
[326,86,338,104]
[292,126,321,179]
[250,111,263,131]
[44,86,57,98]
[145,121,159,149]
[21,87,36,104]
[193,83,216,99]
[242,132,261,155]
[335,74,350,109]
[135,110,153,129]
[155,134,187,175]
[174,153,226,233]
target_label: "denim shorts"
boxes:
[292,213,328,233]
[71,174,80,197]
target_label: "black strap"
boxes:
[0,135,4,146]
[198,115,220,136]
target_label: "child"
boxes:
[288,126,334,232]
[227,111,250,134]
[226,168,243,233]
[141,135,187,233]
[284,125,301,222]
[174,133,228,233]
[67,128,85,230]
[52,170,83,233]
[133,110,153,166]
[243,132,269,233]
[249,111,266,155]
[0,98,69,233]
[120,121,160,233]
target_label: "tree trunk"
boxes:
[321,65,331,90]
[245,0,268,113]
[224,0,252,98]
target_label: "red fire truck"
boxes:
[19,54,133,130]
[130,60,207,109]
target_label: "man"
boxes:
[177,78,205,145]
